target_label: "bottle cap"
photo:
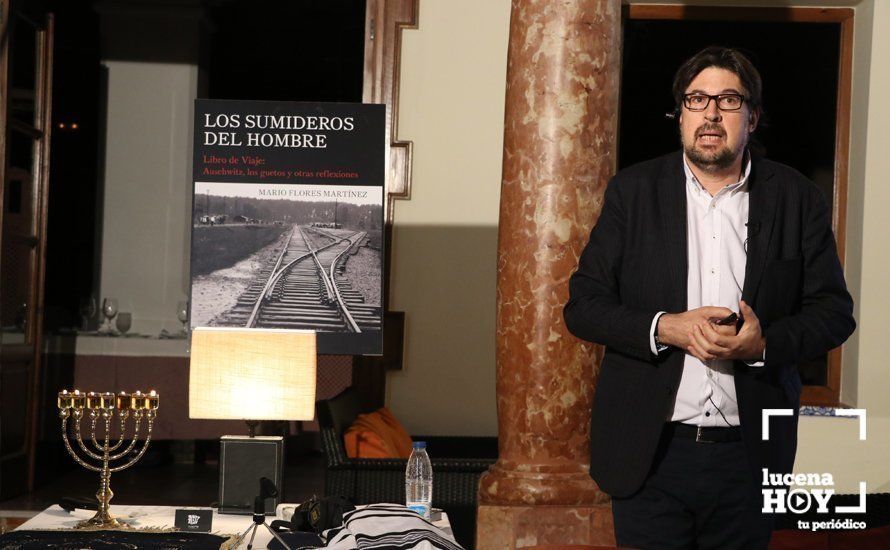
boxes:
[412,441,426,449]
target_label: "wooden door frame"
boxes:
[0,0,55,491]
[26,11,53,490]
[363,0,417,227]
[350,0,417,410]
[625,4,854,406]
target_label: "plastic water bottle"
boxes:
[405,441,433,519]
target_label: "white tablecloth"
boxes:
[16,504,452,549]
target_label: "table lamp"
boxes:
[189,327,316,514]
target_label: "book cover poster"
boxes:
[190,99,384,355]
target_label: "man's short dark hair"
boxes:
[672,46,763,113]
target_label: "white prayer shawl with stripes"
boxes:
[322,504,464,550]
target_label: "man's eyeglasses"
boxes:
[683,93,747,112]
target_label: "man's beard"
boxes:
[682,123,743,172]
[684,141,737,171]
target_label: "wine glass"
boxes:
[116,312,132,335]
[177,300,189,335]
[102,298,118,334]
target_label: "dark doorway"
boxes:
[42,1,102,333]
[206,0,366,102]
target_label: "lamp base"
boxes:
[219,435,284,515]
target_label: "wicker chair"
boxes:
[316,387,497,548]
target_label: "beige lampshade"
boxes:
[188,327,316,421]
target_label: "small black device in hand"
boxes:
[714,312,738,326]
[714,311,743,333]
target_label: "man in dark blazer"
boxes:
[563,47,855,549]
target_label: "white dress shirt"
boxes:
[648,154,761,427]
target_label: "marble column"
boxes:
[476,0,621,547]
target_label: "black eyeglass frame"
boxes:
[682,93,748,112]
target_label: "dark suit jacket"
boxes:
[563,151,856,498]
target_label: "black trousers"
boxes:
[611,424,773,550]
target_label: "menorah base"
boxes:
[74,511,128,530]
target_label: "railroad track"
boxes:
[216,224,380,332]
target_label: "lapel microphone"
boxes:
[745,222,760,253]
[745,221,761,237]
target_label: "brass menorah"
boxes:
[57,389,160,529]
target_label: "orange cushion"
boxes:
[344,423,395,458]
[343,407,413,459]
[376,406,413,458]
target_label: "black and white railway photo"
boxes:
[189,182,383,353]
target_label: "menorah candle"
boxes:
[71,390,85,410]
[130,391,145,410]
[86,392,102,410]
[146,390,160,410]
[99,392,116,411]
[58,390,71,410]
[115,392,130,410]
